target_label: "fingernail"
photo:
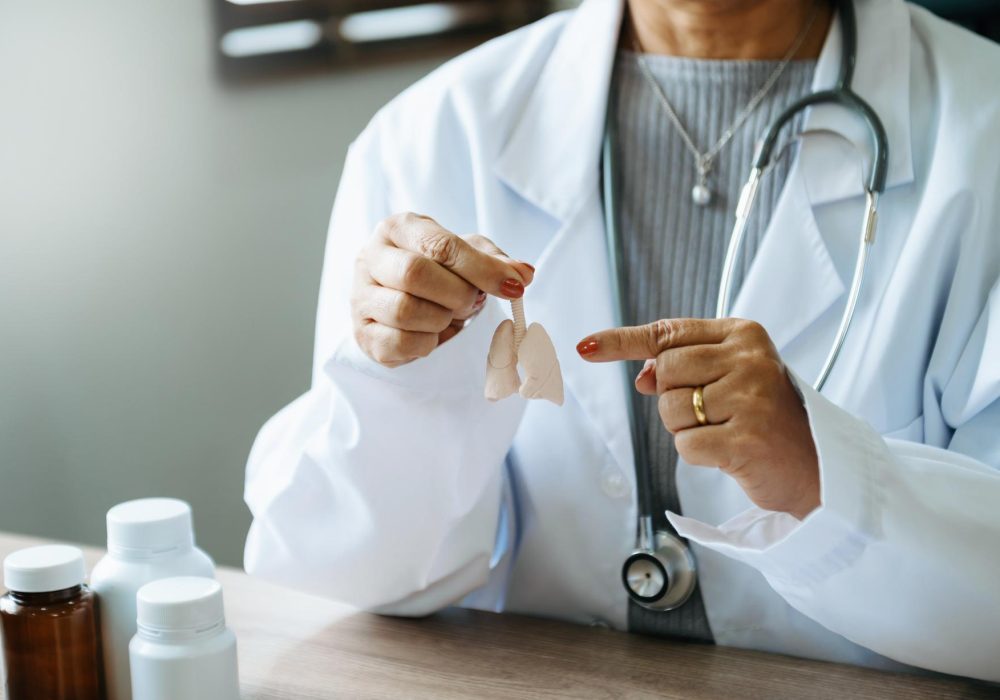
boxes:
[576,338,599,356]
[501,279,524,298]
[522,263,535,273]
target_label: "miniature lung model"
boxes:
[485,298,564,405]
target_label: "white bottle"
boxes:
[90,498,215,700]
[130,577,240,700]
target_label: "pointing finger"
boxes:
[577,319,732,363]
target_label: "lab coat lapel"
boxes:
[730,0,915,354]
[730,164,845,352]
[495,0,634,478]
[529,196,637,482]
[494,0,622,223]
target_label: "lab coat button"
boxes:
[600,467,629,499]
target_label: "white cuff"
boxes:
[325,299,507,397]
[667,372,888,588]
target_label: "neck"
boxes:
[626,0,833,60]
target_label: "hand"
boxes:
[353,212,533,367]
[577,318,820,519]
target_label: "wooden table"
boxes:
[0,532,995,699]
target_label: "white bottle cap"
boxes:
[136,576,225,633]
[106,498,195,557]
[3,545,87,593]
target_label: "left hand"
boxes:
[577,318,820,520]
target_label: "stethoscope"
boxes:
[602,0,889,611]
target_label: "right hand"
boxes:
[352,212,534,367]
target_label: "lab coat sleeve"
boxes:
[668,278,1000,681]
[243,117,525,615]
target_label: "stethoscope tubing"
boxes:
[604,0,890,549]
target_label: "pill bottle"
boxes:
[130,576,240,700]
[1,544,104,700]
[91,497,215,700]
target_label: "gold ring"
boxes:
[692,386,708,426]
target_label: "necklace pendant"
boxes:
[692,158,713,206]
[691,183,712,206]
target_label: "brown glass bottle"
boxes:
[1,545,104,700]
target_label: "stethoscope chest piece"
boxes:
[607,0,886,615]
[622,526,697,611]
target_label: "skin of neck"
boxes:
[626,0,833,60]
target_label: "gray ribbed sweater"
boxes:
[611,51,816,642]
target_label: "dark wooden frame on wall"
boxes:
[213,0,553,82]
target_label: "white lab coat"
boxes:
[244,0,1000,682]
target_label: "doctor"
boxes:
[244,0,1000,682]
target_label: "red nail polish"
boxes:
[577,339,599,356]
[501,279,524,298]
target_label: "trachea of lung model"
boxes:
[485,298,564,405]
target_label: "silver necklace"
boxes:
[631,1,820,206]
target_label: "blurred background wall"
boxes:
[0,0,456,566]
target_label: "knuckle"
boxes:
[650,319,676,349]
[399,254,427,289]
[373,217,393,240]
[355,246,376,278]
[349,290,365,317]
[379,212,409,238]
[757,357,785,385]
[355,326,390,367]
[460,285,479,309]
[392,293,418,324]
[656,393,676,430]
[402,333,434,358]
[367,339,391,365]
[674,430,697,459]
[656,351,689,389]
[444,283,478,313]
[738,319,768,342]
[378,211,422,242]
[431,306,455,331]
[655,354,674,388]
[419,232,460,267]
[730,387,756,412]
[463,233,489,249]
[396,211,422,228]
[743,357,784,394]
[465,234,504,257]
[733,342,758,364]
[415,340,436,359]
